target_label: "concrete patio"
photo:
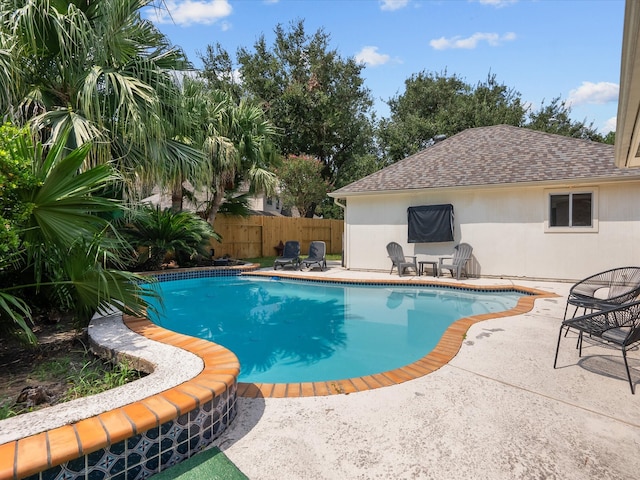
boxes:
[214,262,640,479]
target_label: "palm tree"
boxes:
[200,88,280,224]
[158,77,280,222]
[0,0,203,201]
[0,125,156,343]
[122,205,220,271]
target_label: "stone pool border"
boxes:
[0,265,557,479]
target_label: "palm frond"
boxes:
[247,165,278,197]
[0,292,36,344]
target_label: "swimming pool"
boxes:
[146,275,524,383]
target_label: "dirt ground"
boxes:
[0,317,109,417]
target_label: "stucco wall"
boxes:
[342,181,640,281]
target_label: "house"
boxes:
[246,191,287,216]
[615,0,640,168]
[329,125,640,281]
[141,183,288,217]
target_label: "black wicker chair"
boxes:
[554,300,640,394]
[564,267,640,320]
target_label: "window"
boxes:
[545,189,598,232]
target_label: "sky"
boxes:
[144,0,625,134]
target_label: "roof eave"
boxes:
[328,175,640,199]
[615,0,640,168]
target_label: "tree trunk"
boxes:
[305,202,317,218]
[171,179,183,212]
[206,187,226,225]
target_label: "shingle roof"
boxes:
[331,125,640,196]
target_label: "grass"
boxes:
[244,253,341,268]
[0,352,144,420]
[0,403,18,419]
[63,359,141,401]
[32,357,74,380]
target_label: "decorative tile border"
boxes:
[145,263,259,283]
[0,265,558,480]
[0,268,249,480]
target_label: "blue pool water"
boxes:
[146,276,523,383]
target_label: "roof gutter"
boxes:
[333,197,346,209]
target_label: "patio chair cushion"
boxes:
[564,266,640,319]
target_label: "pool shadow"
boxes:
[230,292,348,378]
[215,388,266,451]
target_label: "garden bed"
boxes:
[0,316,144,420]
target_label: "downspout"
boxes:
[333,197,346,210]
[333,198,347,267]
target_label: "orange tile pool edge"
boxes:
[237,272,558,398]
[0,271,557,480]
[0,317,241,480]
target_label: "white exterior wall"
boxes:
[342,181,640,281]
[248,193,283,215]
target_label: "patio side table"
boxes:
[418,260,438,277]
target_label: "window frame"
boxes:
[544,188,599,233]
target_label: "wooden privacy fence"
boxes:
[209,214,343,258]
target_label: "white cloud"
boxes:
[148,0,232,27]
[602,116,617,134]
[476,0,518,7]
[380,0,409,12]
[429,32,516,50]
[355,46,391,67]
[567,81,619,106]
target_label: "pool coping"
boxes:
[0,313,241,480]
[0,266,558,479]
[237,270,558,398]
[0,265,254,480]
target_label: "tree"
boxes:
[525,97,605,142]
[378,71,527,163]
[121,206,220,271]
[198,41,244,101]
[197,88,280,225]
[320,153,383,219]
[277,155,330,218]
[379,70,611,166]
[202,20,376,197]
[0,124,38,260]
[603,130,615,145]
[0,0,203,202]
[0,126,155,342]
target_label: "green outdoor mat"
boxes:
[153,447,249,480]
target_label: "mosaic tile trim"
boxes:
[1,317,241,480]
[22,388,237,480]
[243,270,537,295]
[145,264,259,283]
